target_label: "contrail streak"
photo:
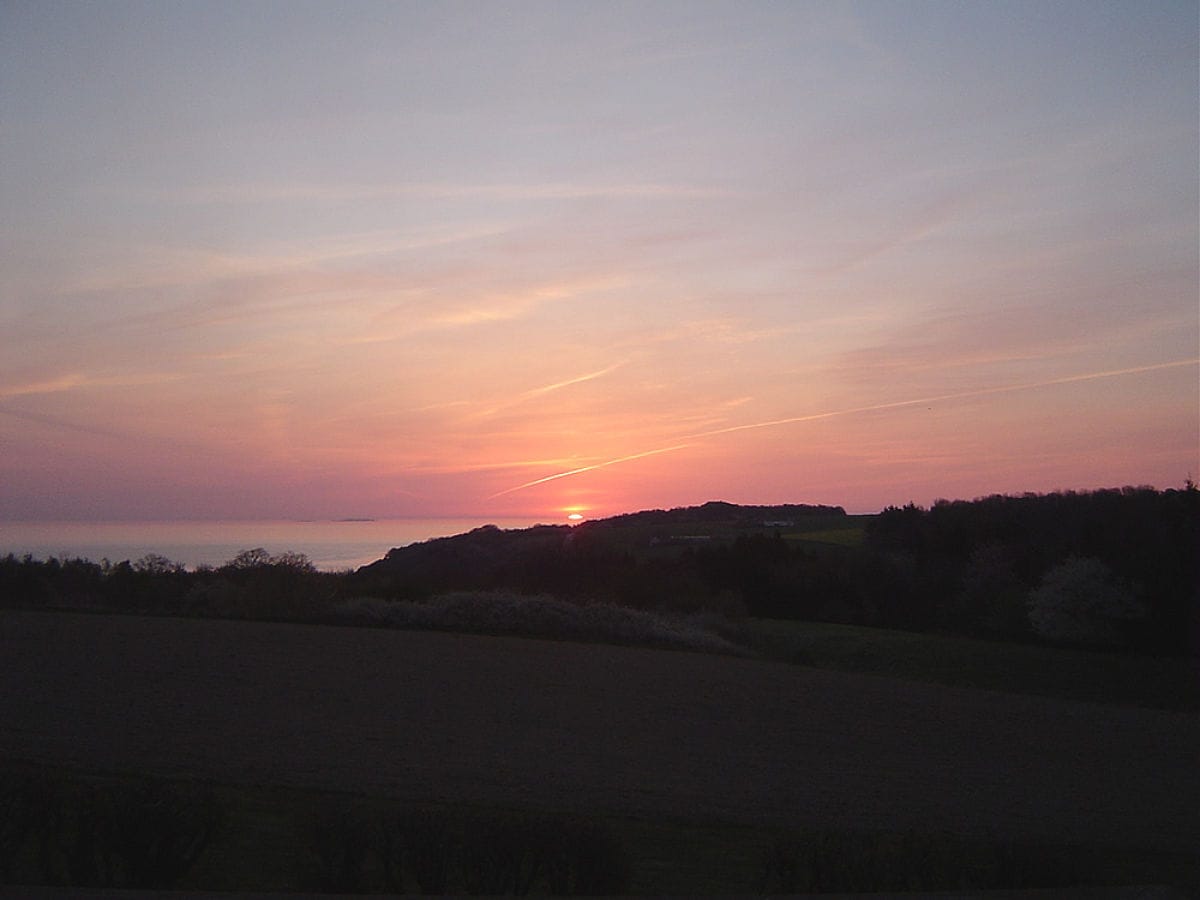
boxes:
[690,359,1200,440]
[487,444,693,498]
[472,361,626,419]
[523,362,626,398]
[487,358,1199,499]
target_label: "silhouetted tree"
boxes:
[951,543,1028,638]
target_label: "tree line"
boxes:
[2,486,1195,655]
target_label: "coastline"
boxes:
[0,517,546,572]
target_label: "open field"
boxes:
[2,609,1198,891]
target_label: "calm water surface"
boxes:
[0,518,547,571]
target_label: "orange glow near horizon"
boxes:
[473,359,1200,514]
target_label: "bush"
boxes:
[1028,557,1145,647]
[0,775,221,888]
[327,591,748,655]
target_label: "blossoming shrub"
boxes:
[329,591,747,655]
[1027,557,1145,647]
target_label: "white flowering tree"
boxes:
[1027,557,1144,647]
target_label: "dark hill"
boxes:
[349,488,1196,656]
[583,499,846,528]
[352,501,846,604]
[358,523,572,593]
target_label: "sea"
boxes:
[0,518,547,572]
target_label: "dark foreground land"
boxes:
[2,609,1197,893]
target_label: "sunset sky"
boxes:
[2,1,1197,522]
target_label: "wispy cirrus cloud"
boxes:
[825,277,1198,395]
[357,274,628,340]
[30,225,508,301]
[102,180,735,206]
[0,404,137,441]
[811,189,986,278]
[0,371,183,400]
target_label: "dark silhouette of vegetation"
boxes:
[2,487,1195,657]
[306,797,374,893]
[0,548,338,621]
[7,766,1187,893]
[302,797,630,895]
[1027,556,1144,647]
[866,485,1198,653]
[4,770,632,894]
[754,829,1097,893]
[0,774,56,883]
[328,591,744,655]
[391,807,455,894]
[0,772,220,888]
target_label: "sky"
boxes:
[1,0,1197,522]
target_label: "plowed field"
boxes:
[3,610,1196,854]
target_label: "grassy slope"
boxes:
[736,618,1200,712]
